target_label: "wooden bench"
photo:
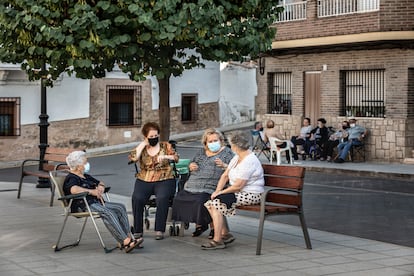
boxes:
[17,147,83,206]
[236,164,312,255]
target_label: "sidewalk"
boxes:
[1,181,414,276]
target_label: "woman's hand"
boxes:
[189,162,199,172]
[157,155,173,163]
[211,190,222,200]
[214,158,227,169]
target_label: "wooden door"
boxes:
[304,72,321,125]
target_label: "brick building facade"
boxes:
[256,0,414,162]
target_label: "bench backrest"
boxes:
[42,147,83,171]
[262,164,305,207]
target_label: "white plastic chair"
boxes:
[269,137,293,165]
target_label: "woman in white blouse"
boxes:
[202,131,264,250]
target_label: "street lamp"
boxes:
[259,56,265,75]
[37,63,50,188]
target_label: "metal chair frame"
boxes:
[49,170,116,253]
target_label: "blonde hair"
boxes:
[201,128,224,146]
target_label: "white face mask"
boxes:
[350,123,356,128]
[207,141,221,152]
[83,162,91,173]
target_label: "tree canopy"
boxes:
[0,0,279,85]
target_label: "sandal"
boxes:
[208,229,214,239]
[222,233,235,245]
[192,225,208,237]
[123,237,144,253]
[201,240,225,250]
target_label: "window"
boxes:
[106,85,142,126]
[181,94,197,122]
[340,69,385,118]
[408,68,414,118]
[268,72,292,114]
[0,97,20,136]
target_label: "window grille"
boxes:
[181,94,198,122]
[0,97,20,136]
[408,68,414,118]
[268,72,292,114]
[106,85,142,126]
[340,69,385,118]
[318,0,379,17]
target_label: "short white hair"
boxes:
[66,151,86,170]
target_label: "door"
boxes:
[304,72,321,125]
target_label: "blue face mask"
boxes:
[207,141,221,152]
[83,162,91,173]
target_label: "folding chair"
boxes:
[251,130,270,161]
[49,170,116,253]
[269,137,293,165]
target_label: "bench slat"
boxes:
[266,193,302,206]
[263,164,305,178]
[264,176,303,189]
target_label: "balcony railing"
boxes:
[276,2,307,22]
[318,0,380,17]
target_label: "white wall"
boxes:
[219,63,257,125]
[170,61,220,108]
[0,73,90,124]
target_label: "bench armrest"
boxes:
[20,158,42,168]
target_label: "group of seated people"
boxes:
[61,119,367,254]
[253,116,367,163]
[62,123,265,252]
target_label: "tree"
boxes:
[0,0,280,140]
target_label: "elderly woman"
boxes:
[63,151,143,253]
[129,122,179,240]
[172,128,234,238]
[202,131,264,250]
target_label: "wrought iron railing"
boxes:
[318,0,379,17]
[276,1,307,22]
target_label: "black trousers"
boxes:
[132,178,176,233]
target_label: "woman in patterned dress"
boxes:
[172,128,234,238]
[129,122,179,240]
[202,131,264,250]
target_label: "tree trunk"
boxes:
[158,77,170,141]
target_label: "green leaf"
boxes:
[114,15,126,24]
[140,33,151,42]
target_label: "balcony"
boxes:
[276,1,307,22]
[276,0,380,23]
[318,0,380,17]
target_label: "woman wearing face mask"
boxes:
[63,151,143,253]
[172,128,234,238]
[129,122,179,240]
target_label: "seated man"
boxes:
[308,118,329,160]
[291,117,313,160]
[250,121,266,150]
[334,117,367,163]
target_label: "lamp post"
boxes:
[36,63,50,188]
